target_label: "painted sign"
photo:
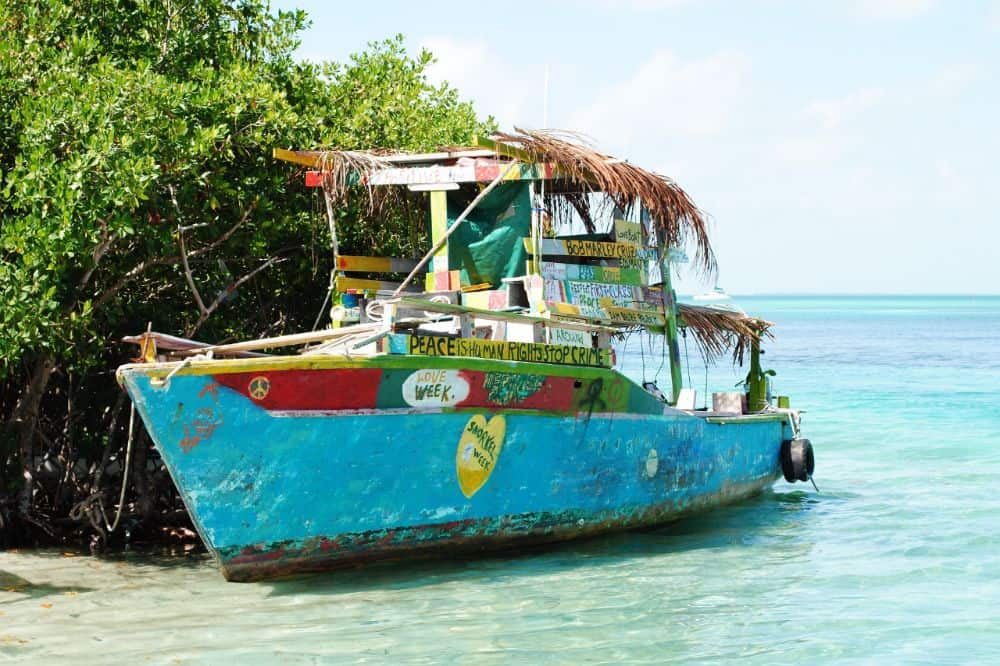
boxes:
[248,376,270,400]
[545,301,666,327]
[614,219,643,247]
[534,239,657,260]
[547,326,592,348]
[368,164,476,186]
[399,334,612,368]
[402,369,470,408]
[544,279,645,311]
[456,413,506,498]
[539,261,645,287]
[482,373,546,405]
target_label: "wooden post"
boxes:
[746,338,767,412]
[659,238,684,404]
[427,190,449,291]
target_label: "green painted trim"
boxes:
[539,261,646,286]
[659,244,684,404]
[704,414,788,425]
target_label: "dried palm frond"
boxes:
[678,303,773,365]
[491,129,716,276]
[315,150,394,212]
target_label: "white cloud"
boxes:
[805,88,885,129]
[929,62,985,97]
[595,0,697,8]
[568,49,751,148]
[421,36,537,128]
[854,0,936,19]
[773,134,850,165]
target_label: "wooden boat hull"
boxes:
[118,355,790,581]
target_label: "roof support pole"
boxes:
[427,190,449,291]
[659,240,684,404]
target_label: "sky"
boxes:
[272,0,999,294]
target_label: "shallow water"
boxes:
[3,295,999,663]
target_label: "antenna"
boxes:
[543,63,550,129]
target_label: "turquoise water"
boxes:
[2,295,998,663]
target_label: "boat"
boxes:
[692,285,731,302]
[117,130,815,582]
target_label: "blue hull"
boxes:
[119,358,789,580]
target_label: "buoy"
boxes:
[780,438,815,483]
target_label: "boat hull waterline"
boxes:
[118,355,791,581]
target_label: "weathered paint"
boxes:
[334,275,420,293]
[118,355,791,581]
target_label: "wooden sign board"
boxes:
[388,334,612,368]
[614,219,643,247]
[542,279,661,312]
[539,261,645,286]
[547,326,592,348]
[369,164,476,186]
[533,238,657,260]
[545,301,666,327]
[336,255,423,273]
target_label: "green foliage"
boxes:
[0,5,493,373]
[0,1,494,534]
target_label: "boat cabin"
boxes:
[268,130,772,409]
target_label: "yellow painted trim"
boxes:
[335,275,418,293]
[116,349,622,380]
[336,255,421,273]
[272,148,322,168]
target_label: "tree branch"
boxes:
[92,197,259,312]
[186,256,286,337]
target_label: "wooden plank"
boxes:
[544,301,666,327]
[539,261,645,286]
[336,255,423,273]
[528,238,657,260]
[335,275,421,293]
[395,297,617,334]
[388,333,612,368]
[172,323,382,356]
[543,279,664,311]
[369,164,477,186]
[273,147,321,168]
[546,327,592,348]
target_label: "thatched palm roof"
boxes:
[678,303,773,365]
[280,128,716,276]
[491,129,715,275]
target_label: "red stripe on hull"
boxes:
[213,369,383,411]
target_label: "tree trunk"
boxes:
[4,355,55,515]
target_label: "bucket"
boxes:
[712,392,744,415]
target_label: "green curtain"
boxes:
[446,182,531,288]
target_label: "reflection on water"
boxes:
[3,296,1000,662]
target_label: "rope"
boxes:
[365,299,384,323]
[70,403,136,535]
[655,328,666,385]
[639,329,647,383]
[311,283,333,331]
[682,327,692,388]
